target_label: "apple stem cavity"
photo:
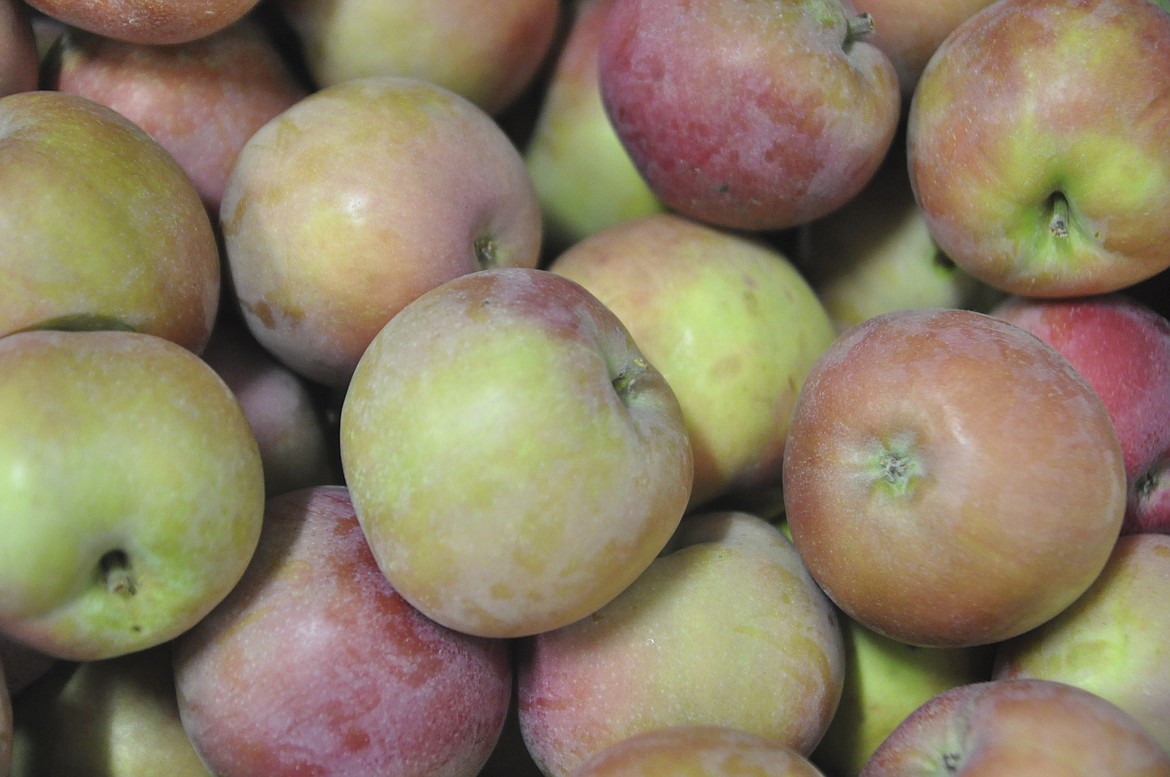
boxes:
[99,549,138,597]
[611,356,650,404]
[474,235,500,269]
[1047,191,1072,239]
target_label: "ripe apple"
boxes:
[173,485,513,777]
[990,293,1170,535]
[517,511,844,776]
[524,0,666,249]
[571,725,830,777]
[597,0,900,231]
[9,645,211,777]
[860,678,1170,776]
[0,0,37,97]
[782,308,1127,648]
[811,613,995,777]
[907,0,1170,297]
[221,75,543,388]
[340,267,693,638]
[549,212,837,508]
[22,0,262,45]
[0,90,220,353]
[43,17,310,213]
[993,533,1170,753]
[0,329,265,661]
[275,0,561,115]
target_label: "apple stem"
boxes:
[846,13,876,44]
[612,357,649,400]
[474,235,499,269]
[100,550,137,597]
[1048,192,1071,239]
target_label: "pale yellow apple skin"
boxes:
[518,512,845,777]
[340,268,693,639]
[277,0,560,115]
[9,645,211,777]
[0,330,265,662]
[551,213,837,509]
[993,533,1170,753]
[525,0,666,249]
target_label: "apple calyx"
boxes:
[868,433,924,498]
[611,356,650,404]
[99,550,137,598]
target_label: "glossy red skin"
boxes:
[173,486,513,777]
[45,18,309,213]
[861,679,1170,776]
[992,294,1170,535]
[0,0,37,97]
[24,0,262,45]
[597,0,900,231]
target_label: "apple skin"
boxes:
[597,0,900,231]
[0,90,220,353]
[275,0,560,115]
[43,17,309,213]
[571,725,830,777]
[990,293,1170,535]
[173,485,513,777]
[340,267,692,639]
[860,678,1170,776]
[221,75,543,388]
[22,0,262,45]
[9,645,211,777]
[549,212,837,509]
[517,511,844,777]
[0,0,37,97]
[907,0,1170,297]
[0,329,265,662]
[992,533,1170,754]
[782,308,1127,648]
[524,0,666,250]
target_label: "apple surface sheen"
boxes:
[782,308,1126,648]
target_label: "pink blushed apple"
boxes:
[23,0,262,45]
[173,485,513,777]
[598,0,901,231]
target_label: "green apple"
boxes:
[0,90,220,354]
[0,329,265,661]
[524,0,665,250]
[550,213,836,509]
[9,645,211,777]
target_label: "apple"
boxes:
[9,645,211,777]
[811,613,995,777]
[990,293,1170,535]
[0,90,220,354]
[0,0,37,97]
[200,314,340,497]
[782,307,1127,648]
[22,0,262,45]
[477,699,546,777]
[221,75,544,388]
[173,485,513,777]
[549,212,837,509]
[907,0,1170,297]
[340,267,693,638]
[43,16,310,213]
[524,0,666,250]
[571,725,830,777]
[274,0,561,116]
[597,0,900,231]
[0,329,265,661]
[517,511,844,776]
[992,533,1170,754]
[860,678,1170,776]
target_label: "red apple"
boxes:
[0,0,37,97]
[991,293,1170,535]
[23,0,263,45]
[907,0,1170,297]
[782,308,1127,648]
[173,485,513,777]
[860,679,1170,776]
[43,17,310,213]
[597,0,900,231]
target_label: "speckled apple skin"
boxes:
[23,0,261,45]
[173,485,513,777]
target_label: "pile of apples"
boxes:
[2,0,1170,775]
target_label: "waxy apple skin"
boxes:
[782,308,1126,648]
[598,0,900,231]
[0,330,265,662]
[341,268,693,639]
[23,0,261,45]
[174,486,513,777]
[908,0,1170,297]
[0,91,220,354]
